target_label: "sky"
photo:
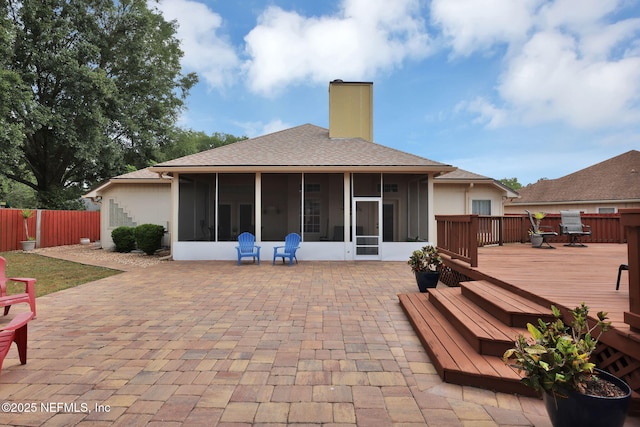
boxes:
[152,0,640,186]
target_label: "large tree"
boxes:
[0,0,197,208]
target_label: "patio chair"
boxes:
[0,256,37,317]
[559,210,592,247]
[525,210,558,249]
[0,311,33,375]
[272,233,301,266]
[235,232,261,265]
[616,264,628,290]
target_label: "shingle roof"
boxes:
[153,124,452,171]
[436,168,490,180]
[435,168,519,197]
[511,150,640,203]
[111,168,162,180]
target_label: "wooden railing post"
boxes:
[469,215,478,267]
[620,209,640,332]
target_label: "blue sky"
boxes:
[153,0,640,186]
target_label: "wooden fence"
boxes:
[437,213,625,267]
[0,208,100,252]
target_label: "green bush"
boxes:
[134,224,165,255]
[111,226,136,253]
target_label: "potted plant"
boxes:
[503,303,631,427]
[529,211,546,247]
[407,245,442,292]
[20,209,36,251]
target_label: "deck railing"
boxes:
[436,215,479,267]
[437,213,624,267]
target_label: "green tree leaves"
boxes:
[1,0,198,208]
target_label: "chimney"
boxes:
[328,80,373,141]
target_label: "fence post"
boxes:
[35,209,42,248]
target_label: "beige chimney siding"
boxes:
[328,80,373,141]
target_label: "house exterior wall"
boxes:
[434,183,506,216]
[99,183,171,250]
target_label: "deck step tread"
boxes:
[461,280,555,327]
[399,292,533,396]
[427,287,525,356]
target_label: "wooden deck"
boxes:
[399,242,640,414]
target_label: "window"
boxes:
[598,207,616,214]
[472,200,491,215]
[304,199,321,233]
[302,183,321,193]
[377,183,399,193]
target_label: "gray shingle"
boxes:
[513,150,640,203]
[155,124,450,169]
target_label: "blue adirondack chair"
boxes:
[272,233,301,266]
[235,232,260,265]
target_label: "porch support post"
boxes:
[255,173,262,242]
[427,174,436,244]
[170,173,179,248]
[344,173,351,257]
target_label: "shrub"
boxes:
[111,226,136,253]
[134,224,165,255]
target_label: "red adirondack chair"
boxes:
[0,256,37,317]
[0,311,34,374]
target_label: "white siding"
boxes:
[100,184,171,250]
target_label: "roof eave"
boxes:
[506,198,640,206]
[150,165,456,175]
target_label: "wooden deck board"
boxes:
[428,288,523,353]
[399,293,533,395]
[466,243,640,349]
[399,243,640,410]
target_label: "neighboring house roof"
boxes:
[150,124,454,174]
[508,150,640,204]
[435,168,520,198]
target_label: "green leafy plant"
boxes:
[111,226,136,253]
[530,211,547,235]
[134,224,165,255]
[408,245,442,273]
[21,209,33,240]
[503,302,611,396]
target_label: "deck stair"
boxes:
[399,279,556,397]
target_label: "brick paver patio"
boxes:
[0,258,581,426]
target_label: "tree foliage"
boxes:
[499,177,523,191]
[158,130,247,162]
[0,0,197,209]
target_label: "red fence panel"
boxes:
[0,209,100,252]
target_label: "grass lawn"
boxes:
[1,251,122,298]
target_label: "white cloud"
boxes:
[153,0,240,89]
[236,119,292,138]
[432,0,640,130]
[243,0,431,96]
[499,31,640,128]
[456,97,507,128]
[430,0,540,56]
